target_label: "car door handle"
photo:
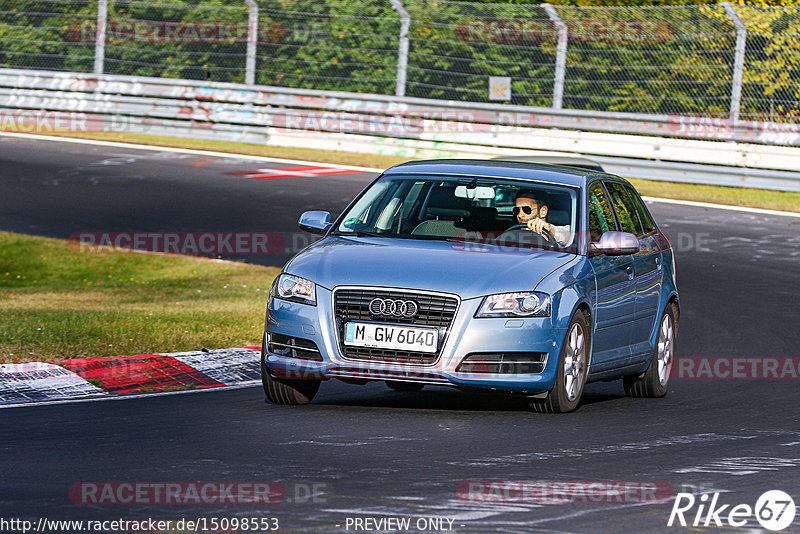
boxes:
[626,265,635,280]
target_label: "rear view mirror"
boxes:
[589,231,639,256]
[298,211,331,235]
[455,185,495,200]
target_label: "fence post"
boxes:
[721,2,746,122]
[94,0,107,74]
[245,0,259,85]
[542,4,567,110]
[389,0,410,97]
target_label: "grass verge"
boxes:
[25,130,800,214]
[628,178,800,213]
[0,231,280,364]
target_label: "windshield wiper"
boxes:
[331,229,385,238]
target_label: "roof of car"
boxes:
[490,155,604,172]
[383,159,606,188]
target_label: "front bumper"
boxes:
[264,286,565,394]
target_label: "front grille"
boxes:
[335,289,458,327]
[333,288,459,365]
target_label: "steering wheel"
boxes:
[498,223,559,248]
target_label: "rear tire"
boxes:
[386,381,425,392]
[624,304,676,398]
[261,340,320,405]
[529,310,590,413]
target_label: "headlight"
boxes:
[273,274,316,306]
[475,291,551,318]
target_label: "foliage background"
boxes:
[0,0,797,121]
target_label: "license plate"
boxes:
[344,322,438,353]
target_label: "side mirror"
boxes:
[589,231,639,256]
[298,211,331,235]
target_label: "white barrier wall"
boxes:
[2,68,799,191]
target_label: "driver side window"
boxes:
[588,183,617,242]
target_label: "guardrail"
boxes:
[2,68,800,191]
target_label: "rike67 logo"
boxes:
[668,490,795,531]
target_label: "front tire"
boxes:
[624,304,676,398]
[261,341,320,405]
[529,310,590,413]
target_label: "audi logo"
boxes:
[368,298,419,318]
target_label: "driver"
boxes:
[513,190,572,247]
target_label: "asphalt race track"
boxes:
[1,135,799,533]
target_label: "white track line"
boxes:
[642,196,800,218]
[0,132,383,173]
[2,131,798,218]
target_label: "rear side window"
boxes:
[624,185,657,235]
[605,182,642,236]
[587,183,617,242]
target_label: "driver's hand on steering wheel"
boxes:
[526,217,554,236]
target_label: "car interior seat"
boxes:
[410,186,471,237]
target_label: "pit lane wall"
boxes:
[2,68,800,191]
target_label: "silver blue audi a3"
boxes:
[262,160,679,412]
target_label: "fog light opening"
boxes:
[456,352,547,374]
[267,332,323,362]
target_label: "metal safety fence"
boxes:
[1,2,799,127]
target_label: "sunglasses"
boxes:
[513,205,538,216]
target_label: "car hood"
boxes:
[285,236,576,300]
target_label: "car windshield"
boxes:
[333,174,580,253]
